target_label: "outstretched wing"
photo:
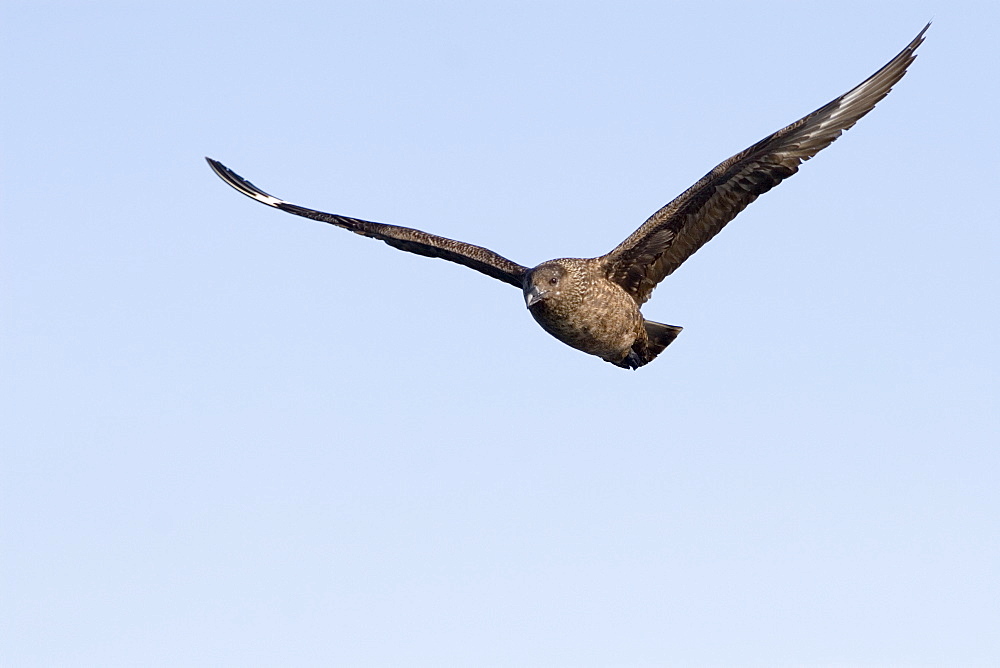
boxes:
[207,158,528,288]
[604,24,928,305]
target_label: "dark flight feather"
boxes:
[603,24,928,305]
[206,158,528,288]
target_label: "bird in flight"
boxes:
[208,24,926,369]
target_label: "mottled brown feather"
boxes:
[603,24,928,305]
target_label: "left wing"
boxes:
[207,158,529,288]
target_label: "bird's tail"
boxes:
[641,320,683,363]
[612,320,683,369]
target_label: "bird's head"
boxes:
[524,262,569,308]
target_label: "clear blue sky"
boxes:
[3,1,998,666]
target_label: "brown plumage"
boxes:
[207,24,926,369]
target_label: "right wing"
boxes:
[207,158,529,289]
[602,24,928,305]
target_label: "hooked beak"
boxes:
[524,285,545,308]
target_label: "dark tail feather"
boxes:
[642,320,683,363]
[612,320,683,369]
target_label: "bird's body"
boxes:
[208,25,927,369]
[524,259,680,368]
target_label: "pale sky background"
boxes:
[3,1,999,666]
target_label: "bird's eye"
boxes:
[549,277,559,286]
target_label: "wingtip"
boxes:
[205,156,234,184]
[205,156,226,179]
[205,157,285,207]
[911,22,931,52]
